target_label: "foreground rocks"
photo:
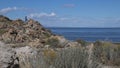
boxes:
[0,41,38,68]
[0,41,17,68]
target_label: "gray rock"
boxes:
[15,46,37,57]
[0,41,18,68]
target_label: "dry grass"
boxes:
[93,41,120,66]
[8,41,120,68]
[18,47,97,68]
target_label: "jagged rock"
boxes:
[1,28,18,43]
[0,22,8,29]
[0,41,19,68]
[15,46,38,57]
[12,19,24,27]
[66,41,81,47]
[0,15,12,22]
[27,19,42,28]
[28,38,44,48]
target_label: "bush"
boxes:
[0,29,7,35]
[45,38,59,48]
[93,41,120,66]
[76,39,88,46]
[43,49,57,65]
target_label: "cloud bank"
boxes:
[1,7,120,27]
[0,7,33,14]
[0,7,17,14]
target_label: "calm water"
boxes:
[48,27,120,43]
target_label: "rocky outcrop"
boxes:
[0,41,39,68]
[0,16,72,48]
[15,46,38,57]
[0,16,52,45]
[0,41,18,68]
[0,15,12,22]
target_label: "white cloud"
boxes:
[41,16,120,27]
[0,7,17,14]
[0,7,33,14]
[28,12,56,18]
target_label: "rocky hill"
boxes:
[0,15,73,48]
[0,15,53,47]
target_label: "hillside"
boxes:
[0,15,72,48]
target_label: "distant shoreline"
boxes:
[46,27,120,29]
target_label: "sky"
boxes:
[0,0,120,27]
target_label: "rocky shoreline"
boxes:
[0,15,120,68]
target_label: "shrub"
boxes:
[45,38,59,48]
[43,49,57,64]
[93,41,120,66]
[76,39,88,46]
[0,29,7,35]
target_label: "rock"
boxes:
[48,36,70,48]
[0,23,8,29]
[0,36,2,40]
[1,28,18,43]
[12,19,24,27]
[27,19,42,28]
[28,38,44,48]
[0,41,18,68]
[0,15,12,22]
[15,46,37,57]
[0,41,38,68]
[66,41,81,47]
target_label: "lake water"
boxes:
[48,27,120,43]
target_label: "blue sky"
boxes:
[0,0,120,27]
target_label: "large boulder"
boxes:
[0,41,18,68]
[15,46,37,57]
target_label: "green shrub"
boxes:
[43,32,51,38]
[76,39,88,46]
[45,38,59,48]
[93,41,120,66]
[0,29,7,35]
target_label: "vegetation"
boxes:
[13,41,120,68]
[76,39,89,46]
[93,41,120,66]
[45,38,59,48]
[0,29,6,35]
[19,47,93,68]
